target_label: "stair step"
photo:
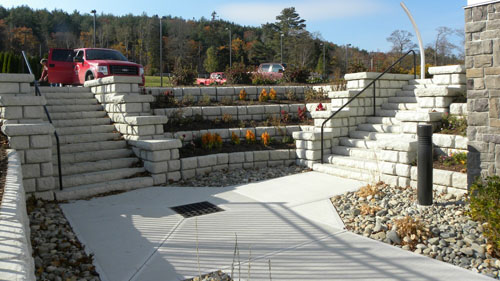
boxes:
[349,130,405,141]
[388,96,417,103]
[357,123,401,133]
[49,111,108,120]
[409,79,433,85]
[54,157,139,176]
[339,137,378,149]
[52,117,111,127]
[54,132,122,145]
[43,92,95,99]
[401,85,429,91]
[55,176,154,201]
[55,167,146,189]
[312,163,378,183]
[38,87,92,93]
[54,140,127,154]
[395,90,416,97]
[325,154,381,171]
[46,104,103,113]
[54,148,132,164]
[46,99,98,105]
[365,116,400,125]
[56,125,116,136]
[331,146,380,160]
[376,109,398,117]
[381,102,417,110]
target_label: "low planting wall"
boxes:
[433,133,468,156]
[0,150,36,281]
[153,103,327,121]
[410,167,467,194]
[164,125,305,143]
[179,149,296,180]
[145,85,309,102]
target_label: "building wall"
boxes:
[465,1,500,185]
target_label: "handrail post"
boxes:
[320,127,324,164]
[373,82,376,117]
[413,50,417,79]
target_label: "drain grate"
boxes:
[171,201,224,218]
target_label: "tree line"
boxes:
[0,5,464,78]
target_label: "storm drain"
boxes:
[171,201,224,218]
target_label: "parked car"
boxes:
[196,72,227,85]
[47,48,145,85]
[256,63,286,80]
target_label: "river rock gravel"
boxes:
[330,183,500,279]
[28,198,101,281]
[174,165,310,187]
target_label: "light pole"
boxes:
[280,33,284,64]
[320,42,326,79]
[345,43,351,74]
[91,10,96,48]
[225,27,231,68]
[159,16,163,87]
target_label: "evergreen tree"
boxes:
[203,46,219,73]
[275,7,306,34]
[5,53,12,73]
[0,52,4,73]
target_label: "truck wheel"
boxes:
[85,72,95,81]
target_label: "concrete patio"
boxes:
[60,172,493,281]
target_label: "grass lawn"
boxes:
[144,76,174,87]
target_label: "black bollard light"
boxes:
[417,124,433,205]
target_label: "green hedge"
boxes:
[0,52,41,78]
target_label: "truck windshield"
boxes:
[86,49,128,61]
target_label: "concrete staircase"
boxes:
[40,87,154,200]
[313,79,428,183]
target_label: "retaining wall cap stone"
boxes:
[2,123,54,136]
[0,73,34,83]
[130,139,182,150]
[377,139,417,151]
[344,72,414,81]
[0,95,46,106]
[84,76,142,87]
[123,116,168,125]
[428,65,465,75]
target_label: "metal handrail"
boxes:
[320,50,417,163]
[21,51,63,190]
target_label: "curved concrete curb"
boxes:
[0,149,35,281]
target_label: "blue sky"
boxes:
[2,0,466,52]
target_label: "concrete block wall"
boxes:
[376,139,417,188]
[179,149,296,180]
[2,124,55,199]
[433,134,468,156]
[292,131,337,167]
[84,76,168,141]
[464,1,500,184]
[145,85,308,102]
[129,139,182,184]
[0,150,35,281]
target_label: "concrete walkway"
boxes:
[60,172,493,281]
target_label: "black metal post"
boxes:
[160,16,163,87]
[91,10,96,48]
[373,83,376,116]
[417,124,433,205]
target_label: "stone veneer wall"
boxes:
[465,1,500,185]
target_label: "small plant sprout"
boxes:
[297,106,307,121]
[258,89,269,102]
[239,89,247,100]
[245,130,256,143]
[231,132,241,145]
[261,131,271,146]
[269,88,277,100]
[315,102,326,111]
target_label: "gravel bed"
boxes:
[175,165,310,187]
[331,183,500,279]
[184,270,232,281]
[28,198,101,281]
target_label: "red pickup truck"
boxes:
[196,72,227,86]
[47,48,145,85]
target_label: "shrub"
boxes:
[269,88,277,100]
[469,176,500,257]
[231,132,240,145]
[226,62,252,84]
[305,88,327,102]
[258,89,269,102]
[181,94,195,106]
[394,216,430,250]
[198,94,212,106]
[221,96,233,105]
[245,130,256,143]
[261,131,270,146]
[283,65,309,83]
[285,89,297,101]
[172,66,197,86]
[239,89,247,100]
[251,73,277,85]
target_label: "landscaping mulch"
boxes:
[165,118,312,133]
[433,161,467,173]
[0,129,9,207]
[180,141,295,158]
[152,98,330,109]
